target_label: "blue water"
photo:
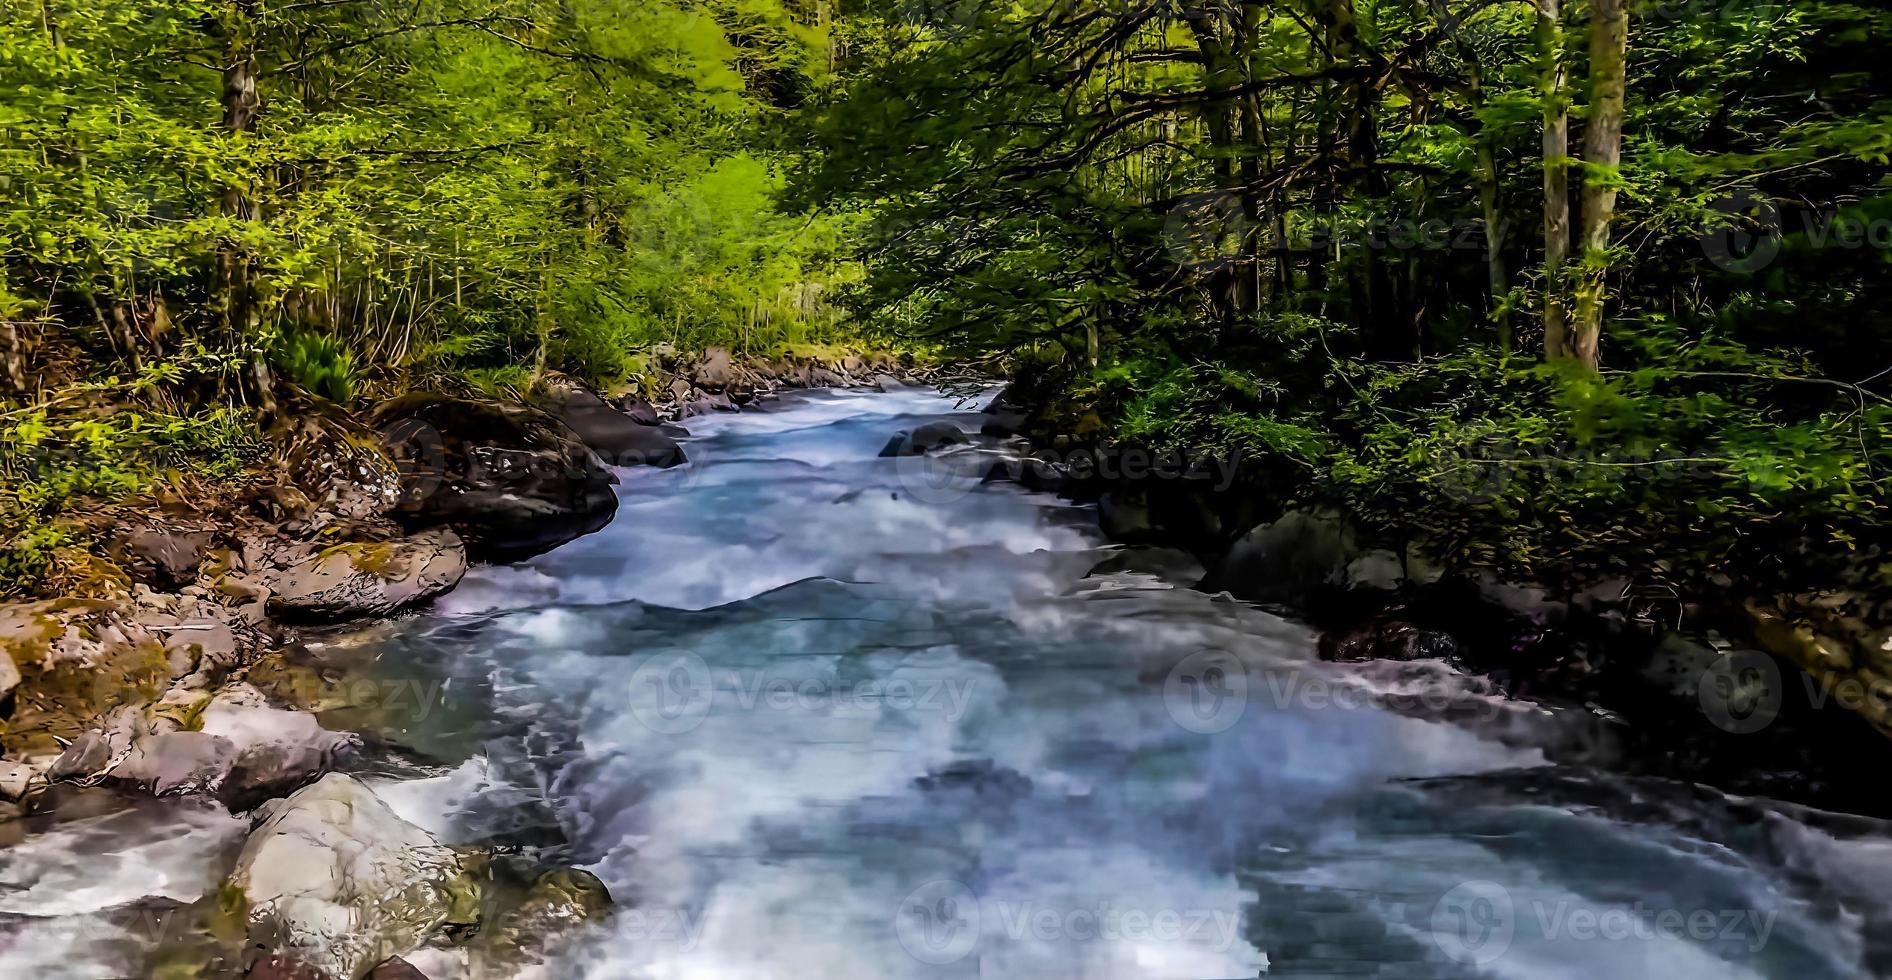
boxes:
[383,386,1888,979]
[2,386,1884,979]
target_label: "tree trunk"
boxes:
[1184,10,1250,323]
[1468,62,1512,351]
[1538,0,1571,360]
[215,0,275,414]
[1569,0,1630,370]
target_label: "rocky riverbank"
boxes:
[967,385,1892,818]
[0,346,943,978]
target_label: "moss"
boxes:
[1,625,177,757]
[314,541,408,581]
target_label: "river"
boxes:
[3,385,1888,978]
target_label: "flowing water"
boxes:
[3,386,1891,978]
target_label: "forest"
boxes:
[2,0,861,590]
[805,0,1892,599]
[6,0,1891,603]
[6,3,1892,977]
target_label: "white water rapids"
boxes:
[2,386,1887,978]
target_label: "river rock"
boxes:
[980,385,1030,437]
[117,527,214,589]
[981,454,1066,494]
[682,391,738,417]
[47,682,357,808]
[617,395,662,426]
[0,642,18,704]
[366,957,430,980]
[0,761,45,804]
[0,596,267,757]
[551,389,686,469]
[691,346,746,392]
[878,421,969,457]
[470,866,612,973]
[265,530,467,622]
[227,773,481,980]
[276,396,405,522]
[1209,509,1368,603]
[1319,616,1465,663]
[372,393,619,563]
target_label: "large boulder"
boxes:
[264,530,467,622]
[878,421,969,458]
[681,391,738,417]
[980,385,1031,437]
[371,394,620,564]
[115,527,214,590]
[226,773,481,980]
[550,389,686,469]
[0,639,18,705]
[0,595,266,757]
[1206,509,1372,604]
[47,682,357,809]
[691,346,750,395]
[366,958,430,980]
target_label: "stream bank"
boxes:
[3,379,1889,979]
[972,386,1892,818]
[0,348,950,978]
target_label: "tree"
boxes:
[1566,0,1629,369]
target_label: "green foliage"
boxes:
[2,0,858,398]
[274,332,359,404]
[3,405,262,514]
